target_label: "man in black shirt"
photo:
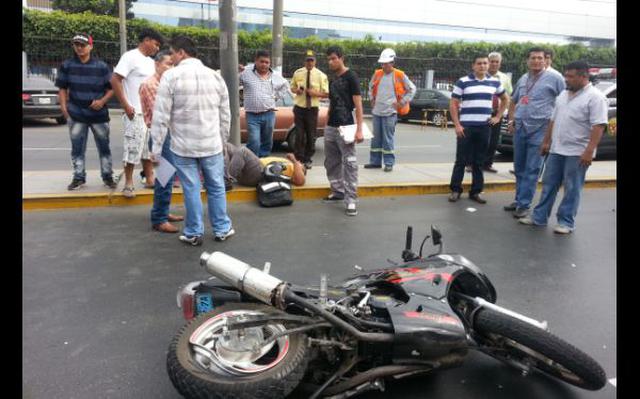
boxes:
[318,46,364,216]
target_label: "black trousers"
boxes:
[450,125,491,195]
[484,117,502,167]
[293,105,319,163]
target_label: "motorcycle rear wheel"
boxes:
[474,308,606,390]
[167,303,310,399]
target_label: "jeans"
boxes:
[173,152,232,237]
[68,118,113,181]
[246,111,276,157]
[530,154,588,229]
[449,125,490,195]
[150,135,176,226]
[370,114,398,166]
[513,121,548,210]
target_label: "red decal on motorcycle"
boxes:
[388,272,454,284]
[403,311,461,326]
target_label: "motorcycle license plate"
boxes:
[196,292,213,314]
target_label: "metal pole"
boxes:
[219,0,241,145]
[118,0,127,55]
[272,0,283,74]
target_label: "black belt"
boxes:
[247,110,275,115]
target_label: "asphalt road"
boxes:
[22,189,616,399]
[22,111,513,171]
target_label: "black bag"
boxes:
[256,161,293,207]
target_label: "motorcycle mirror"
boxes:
[431,225,442,246]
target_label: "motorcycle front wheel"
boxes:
[474,308,607,391]
[167,302,310,399]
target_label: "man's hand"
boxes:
[124,104,135,120]
[149,153,159,165]
[507,121,515,134]
[540,141,551,156]
[238,64,245,73]
[306,88,320,97]
[355,128,364,144]
[89,99,105,111]
[454,124,465,138]
[489,116,501,126]
[580,150,594,167]
[296,86,305,95]
[61,108,70,121]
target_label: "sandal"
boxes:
[122,186,136,198]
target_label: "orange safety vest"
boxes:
[371,68,411,116]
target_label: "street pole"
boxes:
[272,0,283,74]
[219,0,241,145]
[118,0,127,55]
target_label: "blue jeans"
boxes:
[173,152,232,237]
[370,114,397,166]
[530,154,588,229]
[449,125,491,195]
[513,121,548,210]
[150,135,177,226]
[246,111,276,157]
[68,118,113,181]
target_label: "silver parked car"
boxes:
[22,75,65,124]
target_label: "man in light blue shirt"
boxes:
[505,47,565,218]
[519,61,608,234]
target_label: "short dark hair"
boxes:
[255,50,270,60]
[154,50,171,62]
[564,61,590,76]
[326,46,344,58]
[544,47,555,58]
[527,47,546,58]
[472,54,488,64]
[170,36,197,57]
[138,28,164,46]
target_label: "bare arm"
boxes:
[450,98,464,137]
[490,92,510,125]
[540,121,554,155]
[58,89,70,120]
[110,73,135,120]
[353,94,364,143]
[580,124,606,166]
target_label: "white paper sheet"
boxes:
[154,155,177,188]
[338,123,373,144]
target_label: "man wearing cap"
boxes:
[290,50,329,169]
[365,48,416,172]
[111,28,164,198]
[55,33,116,191]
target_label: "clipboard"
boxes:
[338,123,373,144]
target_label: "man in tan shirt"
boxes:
[290,50,329,169]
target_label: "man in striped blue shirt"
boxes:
[448,55,510,203]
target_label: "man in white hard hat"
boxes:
[366,48,416,172]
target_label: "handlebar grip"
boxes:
[405,226,413,251]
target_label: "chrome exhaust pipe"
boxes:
[200,252,284,305]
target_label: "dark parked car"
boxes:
[399,88,451,125]
[22,75,65,124]
[497,81,616,159]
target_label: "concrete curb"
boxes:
[22,178,616,211]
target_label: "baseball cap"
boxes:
[71,33,93,46]
[305,50,316,60]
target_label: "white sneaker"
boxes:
[345,203,357,216]
[553,225,573,234]
[214,228,235,241]
[518,217,535,225]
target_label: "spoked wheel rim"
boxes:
[486,333,586,386]
[189,310,290,376]
[431,112,445,125]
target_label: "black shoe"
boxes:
[483,166,498,173]
[509,169,516,175]
[103,177,117,189]
[448,192,461,202]
[67,179,85,191]
[465,166,472,173]
[304,162,312,170]
[364,164,382,169]
[384,165,393,172]
[503,202,517,211]
[513,208,529,218]
[322,193,345,203]
[469,193,487,204]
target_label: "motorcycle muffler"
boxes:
[200,251,284,306]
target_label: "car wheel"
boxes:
[55,116,67,125]
[431,112,446,126]
[285,127,297,153]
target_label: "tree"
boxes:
[52,0,137,19]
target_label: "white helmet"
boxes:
[378,48,396,63]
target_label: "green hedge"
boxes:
[23,8,616,78]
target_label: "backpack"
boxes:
[256,161,293,207]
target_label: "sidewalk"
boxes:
[23,161,616,210]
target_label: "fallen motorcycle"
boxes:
[167,225,607,398]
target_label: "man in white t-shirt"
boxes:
[111,28,164,198]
